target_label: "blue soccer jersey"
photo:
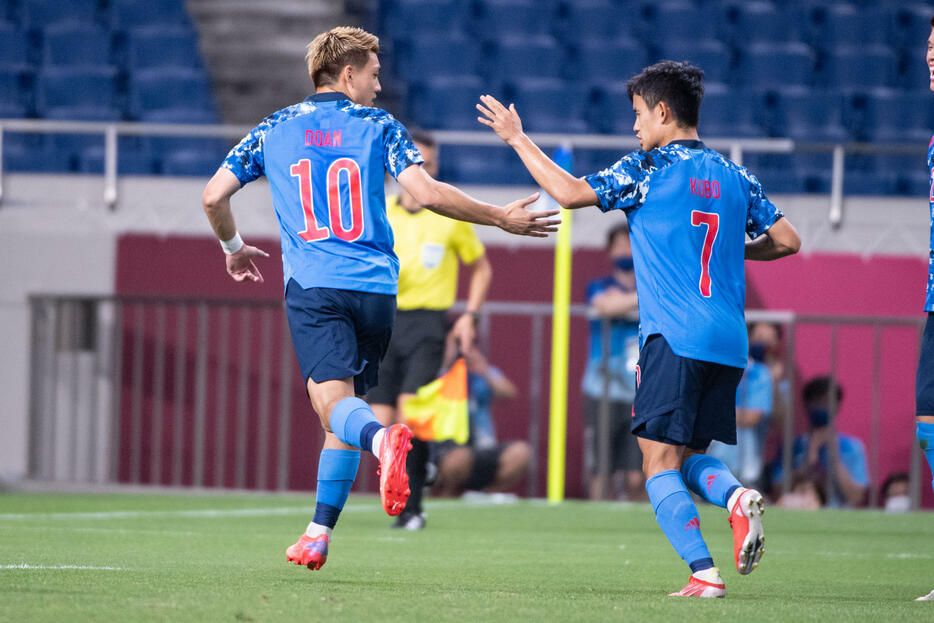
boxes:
[585,140,782,369]
[926,135,934,311]
[223,92,423,295]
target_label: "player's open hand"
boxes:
[226,244,270,283]
[477,94,524,145]
[500,192,561,237]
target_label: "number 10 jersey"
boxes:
[585,139,782,369]
[222,91,424,295]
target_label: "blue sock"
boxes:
[681,454,742,509]
[329,397,382,451]
[312,449,360,529]
[646,470,714,572]
[917,422,934,494]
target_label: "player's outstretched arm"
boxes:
[476,94,599,209]
[745,217,801,261]
[396,164,560,237]
[202,167,270,283]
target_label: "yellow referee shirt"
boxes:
[388,195,485,311]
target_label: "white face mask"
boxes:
[884,495,911,513]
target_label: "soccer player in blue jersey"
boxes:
[478,60,800,598]
[200,26,559,572]
[915,17,934,603]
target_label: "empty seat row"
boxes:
[2,0,191,31]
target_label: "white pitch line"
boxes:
[1,564,124,571]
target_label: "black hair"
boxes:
[802,375,844,405]
[626,60,704,128]
[605,222,630,249]
[409,129,436,148]
[881,471,910,500]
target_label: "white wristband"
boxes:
[220,232,244,255]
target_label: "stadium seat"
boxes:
[35,67,121,120]
[741,153,802,195]
[697,84,763,138]
[587,82,636,135]
[0,23,33,71]
[129,69,217,123]
[382,0,468,39]
[774,87,848,142]
[492,35,565,83]
[0,69,30,118]
[472,0,555,39]
[898,46,930,90]
[805,3,893,48]
[892,5,934,51]
[723,1,799,44]
[646,1,717,45]
[858,88,932,143]
[396,35,481,81]
[573,37,647,90]
[507,78,588,134]
[79,136,158,175]
[42,24,114,69]
[407,75,485,130]
[439,144,534,185]
[161,145,230,177]
[740,42,815,89]
[660,39,731,85]
[828,45,897,89]
[109,0,192,31]
[21,0,101,28]
[556,0,630,44]
[127,27,203,71]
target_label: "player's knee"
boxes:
[502,441,531,473]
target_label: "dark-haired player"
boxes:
[478,60,800,597]
[914,15,934,603]
[201,26,558,572]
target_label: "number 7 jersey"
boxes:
[222,91,423,295]
[585,139,783,369]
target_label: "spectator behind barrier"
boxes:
[770,375,869,507]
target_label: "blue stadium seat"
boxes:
[492,35,564,82]
[36,66,121,120]
[892,5,934,51]
[0,23,33,70]
[855,89,931,143]
[397,35,481,80]
[79,136,158,175]
[22,0,101,28]
[506,77,587,134]
[805,3,892,48]
[439,144,534,185]
[109,0,191,31]
[647,1,716,45]
[697,84,763,137]
[42,23,114,68]
[660,39,731,85]
[1,132,57,172]
[407,75,484,130]
[740,42,815,89]
[160,144,230,177]
[574,37,647,89]
[382,0,468,39]
[899,46,930,90]
[0,69,30,117]
[129,69,217,123]
[828,45,897,89]
[472,0,555,39]
[741,153,802,194]
[723,1,799,44]
[587,83,636,135]
[127,27,203,71]
[556,0,630,44]
[571,148,625,178]
[775,87,847,141]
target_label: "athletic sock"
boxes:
[917,422,934,494]
[681,454,742,508]
[371,427,386,456]
[309,448,360,533]
[328,397,383,452]
[692,566,722,583]
[646,470,714,572]
[402,438,428,515]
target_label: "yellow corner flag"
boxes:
[402,358,470,444]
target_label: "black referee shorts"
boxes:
[367,309,446,406]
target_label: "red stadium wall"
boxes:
[115,235,931,505]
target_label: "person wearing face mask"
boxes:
[708,328,774,486]
[581,222,644,501]
[770,376,868,508]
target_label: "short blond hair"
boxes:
[306,26,379,88]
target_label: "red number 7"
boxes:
[691,210,719,298]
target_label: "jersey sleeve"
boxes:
[584,152,651,213]
[222,119,270,185]
[745,172,783,239]
[840,437,869,488]
[451,222,485,265]
[382,117,424,179]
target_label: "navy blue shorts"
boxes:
[284,279,396,396]
[917,313,934,416]
[632,334,744,450]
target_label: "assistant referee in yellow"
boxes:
[369,131,492,530]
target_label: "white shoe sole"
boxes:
[736,490,765,575]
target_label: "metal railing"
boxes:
[27,294,929,508]
[0,119,926,226]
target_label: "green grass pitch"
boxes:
[1,492,933,622]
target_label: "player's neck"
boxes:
[658,127,700,148]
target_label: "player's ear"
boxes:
[656,100,673,125]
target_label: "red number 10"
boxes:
[691,210,719,298]
[290,157,365,243]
